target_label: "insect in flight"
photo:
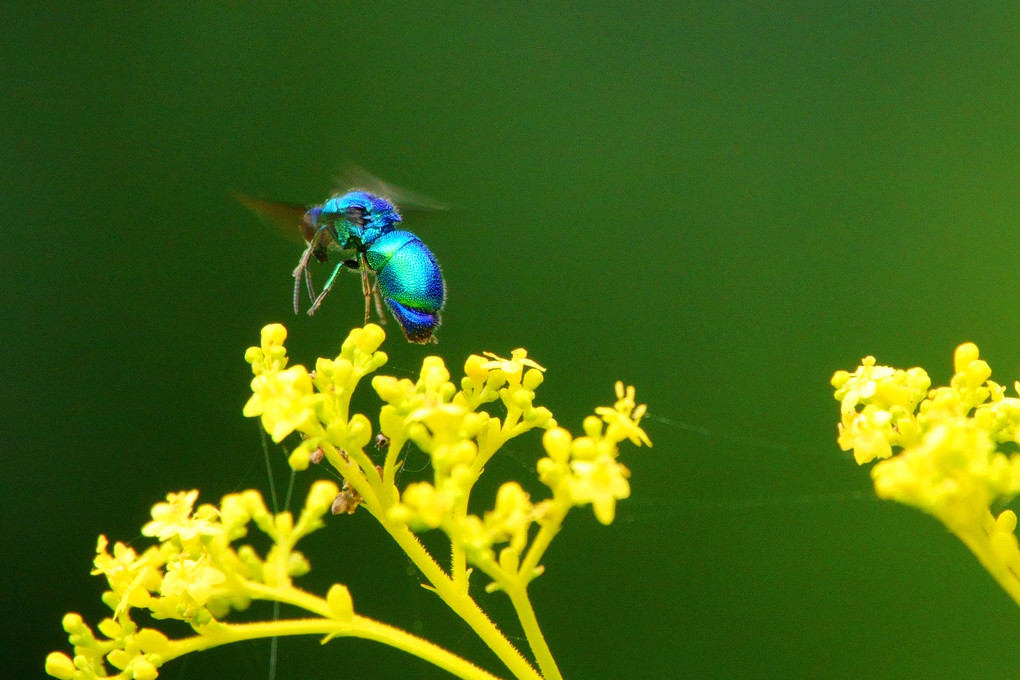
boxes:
[238,170,447,344]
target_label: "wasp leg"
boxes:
[370,277,386,324]
[308,260,347,316]
[358,255,374,324]
[303,265,316,307]
[292,242,317,314]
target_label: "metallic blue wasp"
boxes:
[238,171,447,344]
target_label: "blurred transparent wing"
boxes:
[235,193,317,244]
[334,164,453,215]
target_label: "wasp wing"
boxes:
[333,164,453,215]
[235,193,318,244]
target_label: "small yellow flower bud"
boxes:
[526,406,554,427]
[359,323,386,352]
[135,628,171,655]
[511,388,534,410]
[219,493,251,529]
[288,551,311,577]
[954,342,980,374]
[582,416,602,439]
[461,412,488,438]
[464,354,490,387]
[314,356,335,378]
[379,405,405,438]
[98,617,121,638]
[997,509,1018,533]
[400,482,447,529]
[536,457,561,485]
[306,480,341,515]
[341,327,364,354]
[332,358,354,385]
[261,323,287,348]
[372,375,402,403]
[407,422,430,448]
[905,367,931,393]
[449,464,474,490]
[44,652,76,680]
[108,649,131,671]
[61,613,84,633]
[288,448,310,471]
[326,583,354,621]
[487,370,507,390]
[241,490,268,519]
[421,356,450,390]
[990,525,1020,562]
[450,440,478,467]
[347,413,373,449]
[133,659,159,680]
[367,350,388,371]
[831,370,851,389]
[965,359,992,389]
[523,368,544,391]
[495,482,528,513]
[542,428,572,463]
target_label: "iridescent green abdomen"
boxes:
[366,230,445,343]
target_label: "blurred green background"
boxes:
[5,2,1020,678]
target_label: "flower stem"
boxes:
[383,519,544,680]
[174,616,502,680]
[505,586,563,680]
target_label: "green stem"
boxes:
[504,497,570,680]
[241,583,332,617]
[504,586,563,680]
[380,433,408,505]
[453,434,507,594]
[170,616,502,680]
[450,517,469,593]
[383,519,544,680]
[518,499,568,580]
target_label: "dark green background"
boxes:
[6,2,1020,678]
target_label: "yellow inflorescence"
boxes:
[47,324,651,680]
[46,481,344,680]
[833,343,1020,606]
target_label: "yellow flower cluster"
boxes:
[832,343,1020,606]
[242,323,650,679]
[244,323,387,471]
[539,382,650,526]
[242,324,650,583]
[46,483,347,680]
[49,323,651,680]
